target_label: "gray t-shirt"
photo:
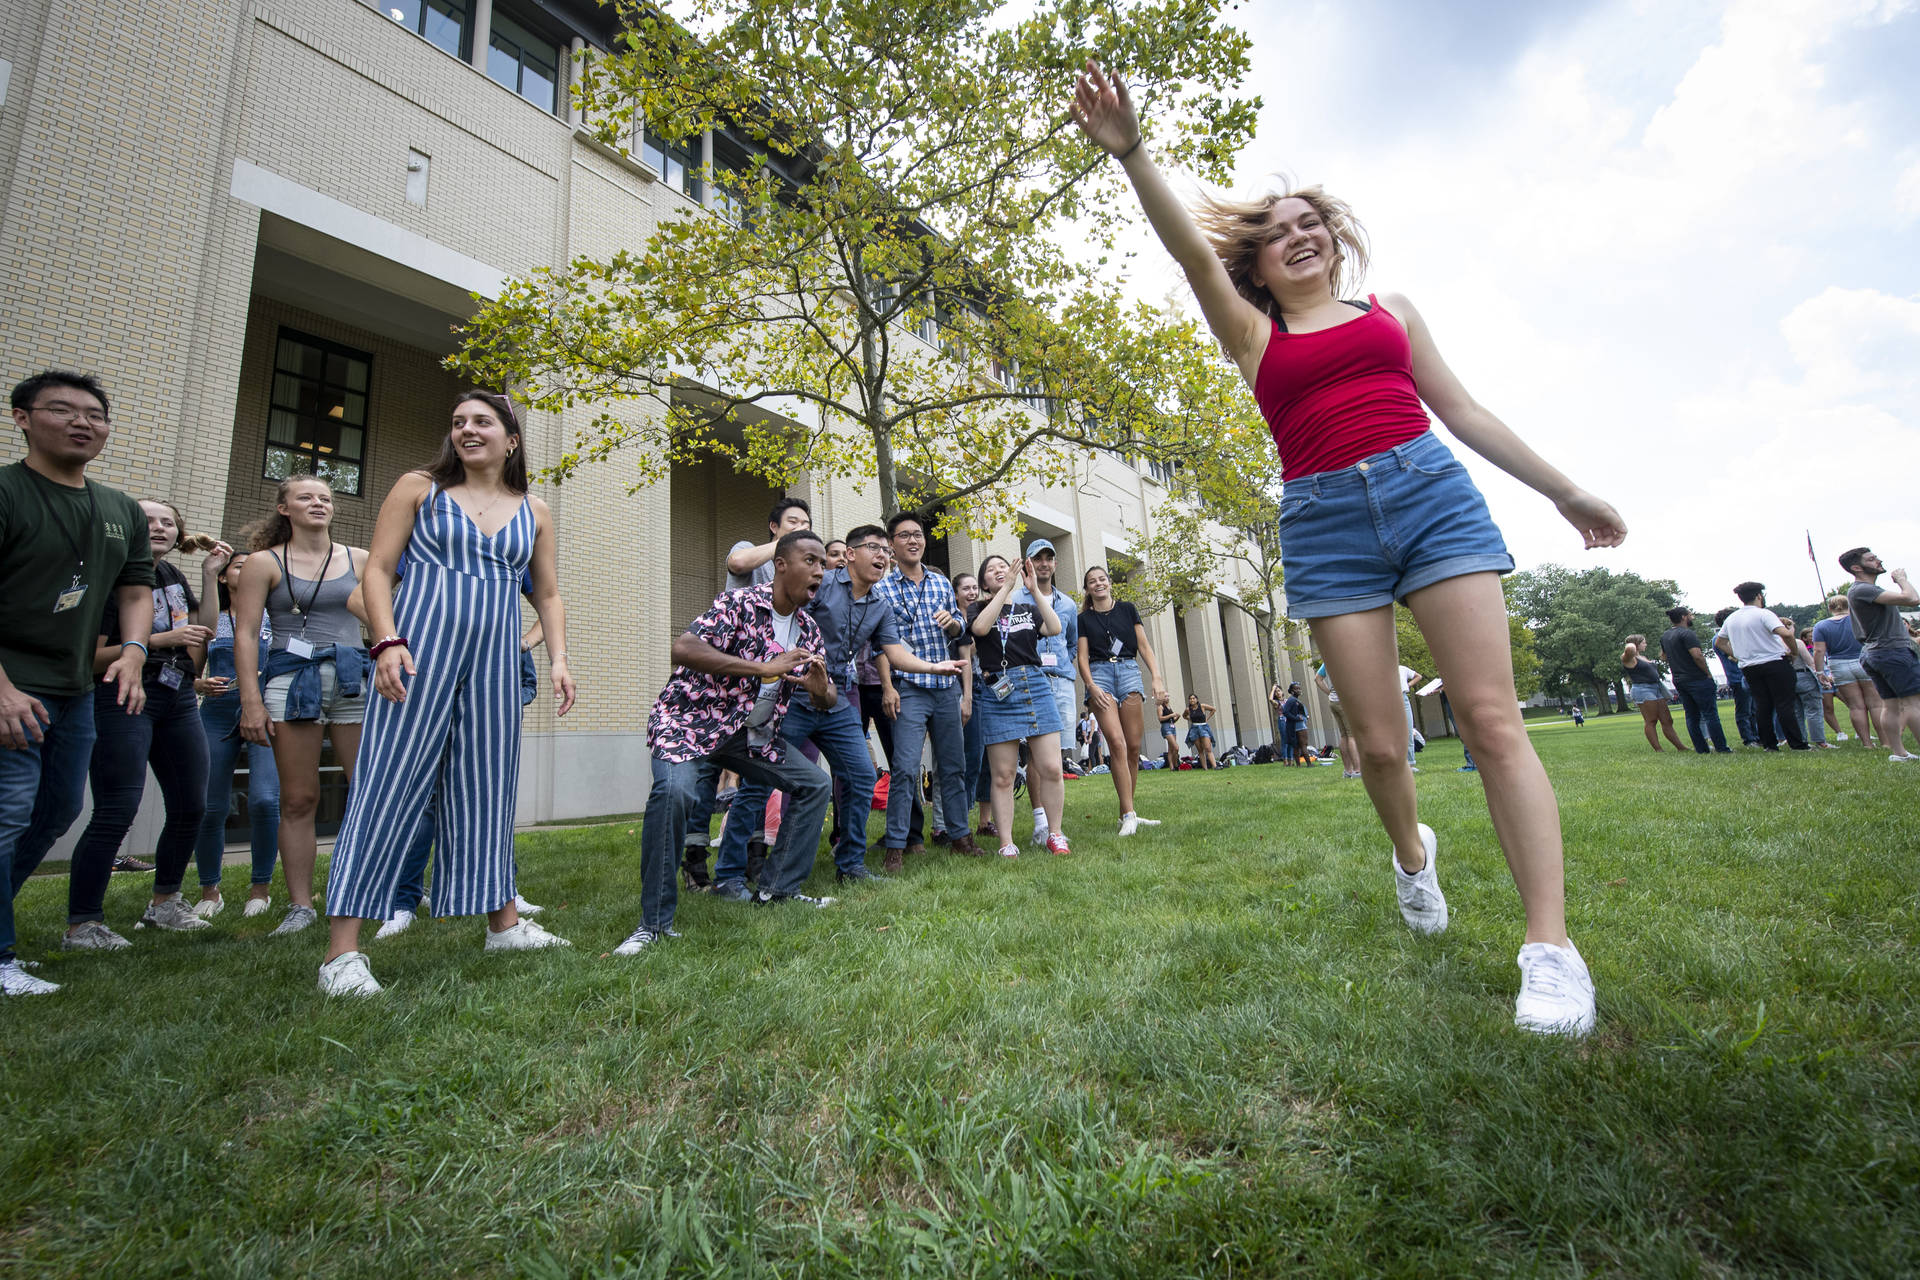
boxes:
[1848,581,1908,650]
[724,539,775,594]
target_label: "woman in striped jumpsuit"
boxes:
[317,391,577,997]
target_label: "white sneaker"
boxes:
[317,951,383,997]
[140,896,212,932]
[613,925,659,956]
[1835,732,1849,741]
[513,893,543,916]
[1514,939,1596,1037]
[1391,823,1448,934]
[484,919,571,951]
[270,905,319,936]
[1,959,60,995]
[62,921,132,951]
[373,909,415,940]
[193,895,224,920]
[1132,814,1161,826]
[242,895,271,918]
[1891,753,1917,764]
[1118,813,1140,837]
[998,845,1019,859]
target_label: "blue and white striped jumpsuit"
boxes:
[327,486,535,920]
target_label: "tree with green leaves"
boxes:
[455,0,1259,529]
[1508,565,1680,712]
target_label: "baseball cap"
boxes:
[1025,538,1056,557]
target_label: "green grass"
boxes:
[4,711,1917,1277]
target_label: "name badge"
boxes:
[53,584,88,613]
[1040,653,1058,668]
[286,637,315,659]
[158,665,184,689]
[1109,636,1124,656]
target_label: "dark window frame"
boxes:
[263,327,373,497]
[386,0,473,61]
[485,6,563,114]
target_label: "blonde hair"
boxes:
[1625,634,1648,652]
[140,497,220,555]
[245,475,334,551]
[1193,181,1371,320]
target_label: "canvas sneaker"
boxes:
[317,951,382,998]
[613,925,659,956]
[193,894,225,920]
[1118,813,1140,837]
[514,893,544,916]
[242,895,271,918]
[1391,823,1448,934]
[1045,833,1072,857]
[373,909,415,941]
[62,921,132,951]
[998,845,1019,859]
[270,905,319,936]
[1891,753,1917,764]
[484,919,571,951]
[710,879,754,902]
[1514,939,1596,1037]
[139,897,211,932]
[1,959,60,996]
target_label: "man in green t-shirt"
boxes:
[2,370,155,995]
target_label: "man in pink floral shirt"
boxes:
[618,531,837,955]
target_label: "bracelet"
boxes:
[122,640,149,658]
[551,651,569,661]
[1113,135,1144,163]
[369,636,409,659]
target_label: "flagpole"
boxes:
[1807,530,1828,606]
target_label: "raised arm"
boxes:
[1071,61,1269,377]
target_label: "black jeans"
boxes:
[1672,676,1728,753]
[68,678,209,921]
[1741,659,1805,751]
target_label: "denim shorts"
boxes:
[1628,683,1668,706]
[1827,656,1869,686]
[1088,657,1145,701]
[1160,719,1179,739]
[1186,723,1214,744]
[975,664,1063,745]
[1862,645,1920,700]
[263,661,366,725]
[1279,431,1514,618]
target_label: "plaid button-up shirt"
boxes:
[875,566,959,690]
[646,583,825,764]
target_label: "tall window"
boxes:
[265,330,371,496]
[641,127,704,203]
[486,10,560,113]
[383,0,469,60]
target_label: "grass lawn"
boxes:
[4,709,1916,1277]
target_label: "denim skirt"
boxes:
[1279,431,1514,618]
[1088,657,1145,701]
[975,664,1062,745]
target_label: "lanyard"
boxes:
[281,543,333,633]
[30,471,97,582]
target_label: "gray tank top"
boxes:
[267,546,363,651]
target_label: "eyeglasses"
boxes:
[29,403,110,426]
[891,531,926,543]
[850,542,889,554]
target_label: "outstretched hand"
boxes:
[1070,59,1141,158]
[1556,489,1628,550]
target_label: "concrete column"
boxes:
[568,37,584,127]
[700,129,715,208]
[468,0,493,73]
[1223,604,1272,748]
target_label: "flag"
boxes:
[1807,530,1817,562]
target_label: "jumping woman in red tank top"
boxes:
[1072,61,1626,1037]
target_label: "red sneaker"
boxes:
[1045,833,1071,857]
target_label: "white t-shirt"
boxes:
[1398,665,1419,691]
[758,607,799,699]
[1720,605,1789,668]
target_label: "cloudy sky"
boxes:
[1120,0,1920,612]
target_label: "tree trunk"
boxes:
[871,418,897,518]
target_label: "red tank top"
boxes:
[1252,295,1433,481]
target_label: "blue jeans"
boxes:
[718,692,875,882]
[195,691,281,887]
[1402,694,1417,766]
[68,679,207,921]
[1725,675,1756,744]
[1671,677,1729,754]
[1794,672,1827,745]
[640,733,832,927]
[884,684,969,848]
[1,692,97,963]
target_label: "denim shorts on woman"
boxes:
[1279,431,1514,618]
[1628,683,1668,707]
[975,663,1063,746]
[1827,656,1869,686]
[1088,657,1145,702]
[1185,722,1214,745]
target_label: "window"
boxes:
[710,134,757,224]
[384,0,469,60]
[486,10,560,114]
[641,126,704,202]
[265,330,371,496]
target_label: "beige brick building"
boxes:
[2,0,1322,849]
